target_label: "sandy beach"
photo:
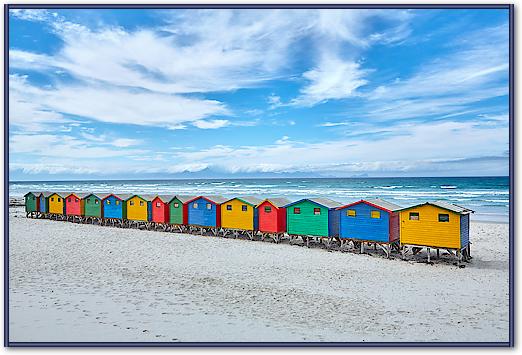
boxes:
[8,205,509,343]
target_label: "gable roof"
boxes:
[284,197,342,209]
[256,197,291,208]
[114,193,134,201]
[77,193,93,199]
[397,201,474,214]
[169,195,197,203]
[337,198,402,212]
[51,192,70,198]
[133,194,156,202]
[24,191,43,197]
[223,196,264,207]
[186,195,228,205]
[100,193,124,201]
[151,194,175,203]
[82,192,103,199]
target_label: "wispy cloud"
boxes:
[192,119,230,129]
[362,23,509,121]
[9,74,229,129]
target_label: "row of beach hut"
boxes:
[24,192,473,264]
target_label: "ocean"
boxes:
[9,176,510,223]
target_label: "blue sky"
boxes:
[8,8,509,180]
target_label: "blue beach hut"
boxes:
[186,195,227,228]
[336,198,402,256]
[102,193,131,219]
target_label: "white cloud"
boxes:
[111,138,142,148]
[9,74,228,129]
[319,122,350,127]
[192,119,230,129]
[267,94,282,109]
[9,134,142,159]
[291,55,369,106]
[9,9,53,22]
[275,136,290,144]
[170,119,508,175]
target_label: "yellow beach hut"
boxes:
[125,194,153,222]
[398,201,473,264]
[47,192,66,215]
[221,196,263,231]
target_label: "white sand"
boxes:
[8,206,509,343]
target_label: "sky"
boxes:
[8,8,510,181]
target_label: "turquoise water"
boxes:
[9,177,509,222]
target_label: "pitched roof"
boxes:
[284,197,342,209]
[432,200,474,214]
[170,195,197,203]
[82,192,104,199]
[99,193,123,200]
[397,201,474,214]
[308,197,343,209]
[223,196,264,207]
[152,194,175,203]
[24,191,43,197]
[256,197,291,208]
[337,198,402,212]
[113,193,134,201]
[74,192,93,199]
[204,195,229,204]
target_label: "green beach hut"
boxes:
[284,198,342,237]
[24,191,41,215]
[83,193,103,218]
[169,195,196,225]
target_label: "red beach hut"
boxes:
[256,197,290,233]
[150,195,172,224]
[65,192,84,216]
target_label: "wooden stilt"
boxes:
[427,247,431,264]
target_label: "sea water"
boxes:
[9,176,509,223]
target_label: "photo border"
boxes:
[4,3,515,347]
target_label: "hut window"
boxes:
[156,202,161,207]
[58,198,61,202]
[371,211,381,219]
[130,201,134,206]
[207,203,212,210]
[193,203,198,209]
[116,201,120,205]
[68,198,72,202]
[226,205,232,211]
[242,205,248,212]
[106,200,111,205]
[95,200,99,204]
[293,207,301,214]
[174,203,179,208]
[409,212,419,221]
[313,208,321,215]
[139,201,144,206]
[75,198,79,202]
[87,198,90,203]
[438,214,450,222]
[347,210,356,217]
[264,206,272,213]
[51,198,54,202]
